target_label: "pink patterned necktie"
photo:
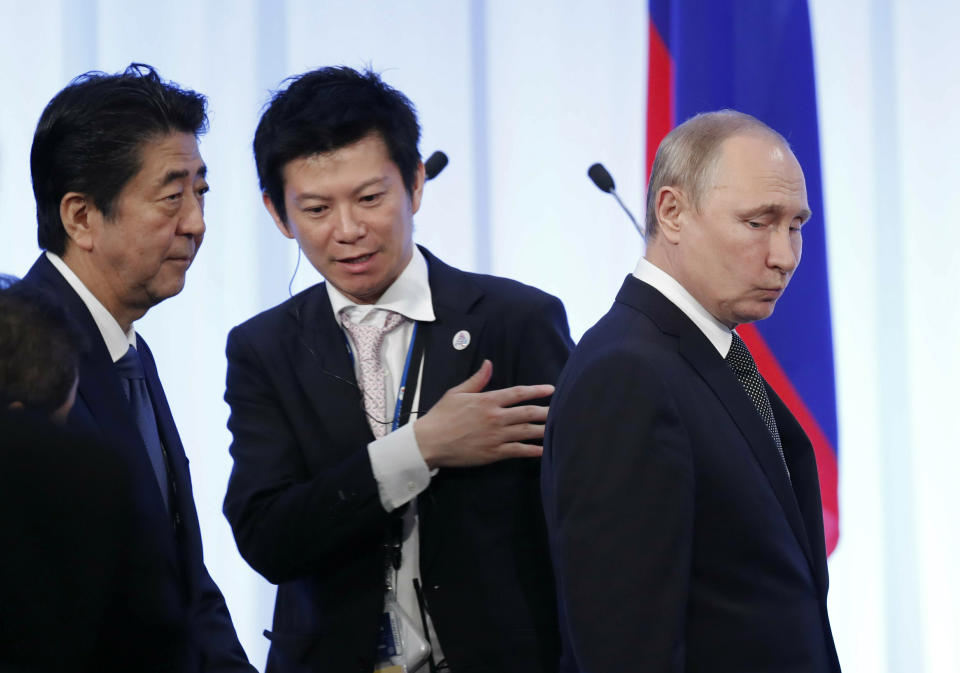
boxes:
[339,309,405,438]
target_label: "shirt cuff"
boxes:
[368,423,432,511]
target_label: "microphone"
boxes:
[424,151,448,181]
[587,162,643,237]
[587,163,615,193]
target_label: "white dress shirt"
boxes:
[633,256,734,356]
[46,251,137,359]
[325,246,442,659]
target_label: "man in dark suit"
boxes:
[223,66,572,673]
[0,286,188,671]
[0,415,190,673]
[18,64,254,673]
[542,111,841,672]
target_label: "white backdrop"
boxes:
[1,1,958,670]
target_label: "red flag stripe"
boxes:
[646,21,674,181]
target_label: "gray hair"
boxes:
[644,110,789,238]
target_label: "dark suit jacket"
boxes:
[223,247,573,673]
[20,254,253,673]
[0,411,188,672]
[541,276,840,673]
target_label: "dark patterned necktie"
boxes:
[725,332,790,480]
[115,345,171,509]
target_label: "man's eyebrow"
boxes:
[294,177,387,203]
[740,203,812,223]
[351,176,386,195]
[157,164,207,189]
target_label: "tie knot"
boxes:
[339,309,404,360]
[114,345,145,380]
[725,332,757,377]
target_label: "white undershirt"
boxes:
[325,246,443,660]
[45,251,137,360]
[633,256,733,357]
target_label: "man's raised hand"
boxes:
[413,360,554,468]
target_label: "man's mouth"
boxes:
[339,252,374,265]
[167,245,196,264]
[758,287,785,299]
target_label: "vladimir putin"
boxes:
[542,110,841,673]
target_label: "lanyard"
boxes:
[392,322,422,432]
[344,319,426,432]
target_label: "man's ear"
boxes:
[263,193,294,239]
[59,192,97,252]
[410,161,426,215]
[655,186,687,244]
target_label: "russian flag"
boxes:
[647,0,839,555]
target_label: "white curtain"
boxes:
[1,1,957,670]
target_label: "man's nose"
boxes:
[179,192,205,238]
[768,226,801,273]
[334,205,365,242]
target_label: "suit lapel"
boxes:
[286,284,375,448]
[415,248,485,573]
[137,336,198,594]
[138,336,185,466]
[770,387,829,594]
[138,337,192,518]
[617,277,817,575]
[416,248,485,411]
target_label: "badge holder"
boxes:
[374,594,431,672]
[374,544,431,673]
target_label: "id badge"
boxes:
[374,597,431,673]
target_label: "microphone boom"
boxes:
[587,162,644,237]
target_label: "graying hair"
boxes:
[644,110,789,238]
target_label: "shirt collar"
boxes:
[46,251,137,362]
[326,246,436,323]
[633,256,733,357]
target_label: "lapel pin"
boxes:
[452,330,471,351]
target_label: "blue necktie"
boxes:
[115,345,171,510]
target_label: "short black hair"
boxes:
[254,66,421,223]
[31,63,208,254]
[0,286,87,415]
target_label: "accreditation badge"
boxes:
[374,595,431,673]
